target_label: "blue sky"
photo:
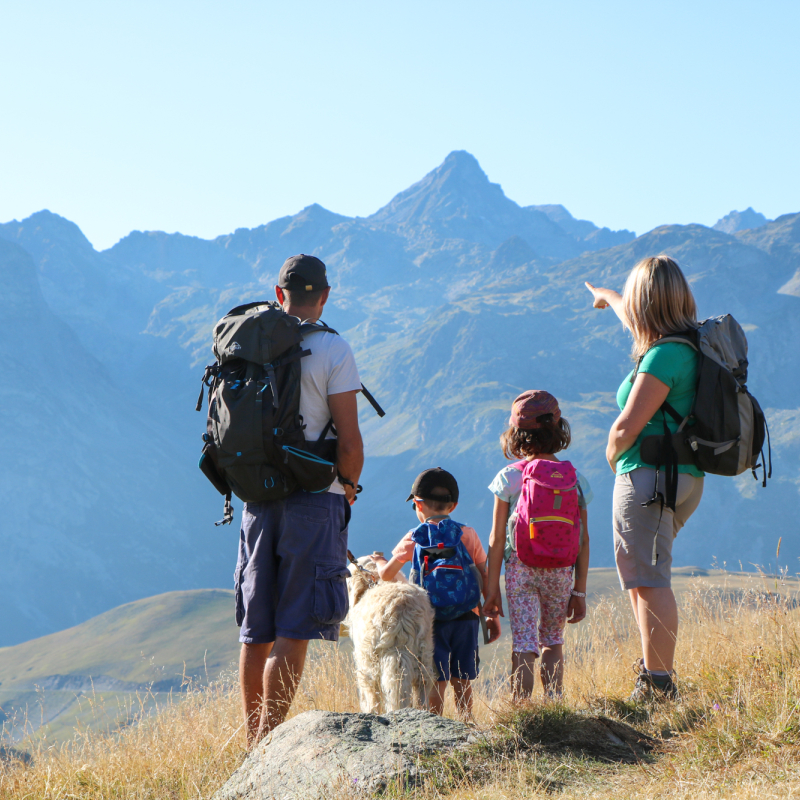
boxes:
[2,1,798,249]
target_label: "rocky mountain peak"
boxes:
[713,207,770,234]
[367,150,507,233]
[366,151,579,259]
[0,209,96,254]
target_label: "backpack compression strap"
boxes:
[215,493,233,527]
[640,403,683,567]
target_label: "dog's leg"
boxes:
[419,621,437,706]
[357,666,381,714]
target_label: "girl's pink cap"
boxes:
[510,390,561,429]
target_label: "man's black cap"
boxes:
[405,467,459,504]
[278,254,330,292]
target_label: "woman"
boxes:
[586,255,704,701]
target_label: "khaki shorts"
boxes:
[613,468,704,590]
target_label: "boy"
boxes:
[373,467,501,715]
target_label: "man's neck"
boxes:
[283,304,320,322]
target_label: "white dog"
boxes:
[345,554,436,713]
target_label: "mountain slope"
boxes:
[737,212,800,298]
[0,239,231,646]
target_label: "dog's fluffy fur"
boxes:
[346,555,436,713]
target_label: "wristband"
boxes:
[337,473,363,494]
[570,590,586,598]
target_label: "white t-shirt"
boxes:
[299,330,362,495]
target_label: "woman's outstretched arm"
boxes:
[585,282,627,326]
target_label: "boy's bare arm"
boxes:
[372,553,405,582]
[474,559,490,594]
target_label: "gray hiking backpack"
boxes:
[638,314,770,511]
[196,301,384,525]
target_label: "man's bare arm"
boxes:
[328,389,364,504]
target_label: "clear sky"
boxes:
[2,1,798,250]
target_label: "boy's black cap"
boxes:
[278,254,330,292]
[406,467,459,504]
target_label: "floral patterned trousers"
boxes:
[505,553,573,655]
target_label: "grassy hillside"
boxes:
[1,567,794,750]
[0,589,240,689]
[0,590,241,745]
[3,568,800,798]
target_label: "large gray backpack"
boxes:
[639,314,770,511]
[196,301,384,525]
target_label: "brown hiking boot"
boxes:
[629,664,679,703]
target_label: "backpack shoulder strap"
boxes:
[224,300,280,317]
[657,333,698,351]
[298,320,386,419]
[631,329,699,383]
[299,319,339,336]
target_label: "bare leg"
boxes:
[429,681,447,715]
[636,587,678,673]
[240,642,272,747]
[540,645,564,697]
[259,637,309,738]
[450,678,473,716]
[511,651,538,700]
[356,670,381,714]
[628,588,641,627]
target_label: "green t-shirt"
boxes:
[615,341,705,478]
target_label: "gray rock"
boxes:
[213,709,474,799]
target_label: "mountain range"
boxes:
[1,150,798,647]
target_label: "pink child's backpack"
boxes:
[512,459,581,568]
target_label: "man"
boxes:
[236,254,364,745]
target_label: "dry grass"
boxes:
[3,573,800,799]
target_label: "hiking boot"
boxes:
[629,671,654,703]
[629,667,679,703]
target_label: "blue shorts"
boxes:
[234,491,351,644]
[433,617,480,681]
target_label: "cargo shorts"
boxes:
[613,468,704,590]
[234,491,351,644]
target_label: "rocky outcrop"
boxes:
[213,709,475,800]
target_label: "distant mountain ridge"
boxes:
[713,207,770,234]
[1,150,798,648]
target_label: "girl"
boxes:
[483,390,591,699]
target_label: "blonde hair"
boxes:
[622,255,698,360]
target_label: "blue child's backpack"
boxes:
[408,517,482,621]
